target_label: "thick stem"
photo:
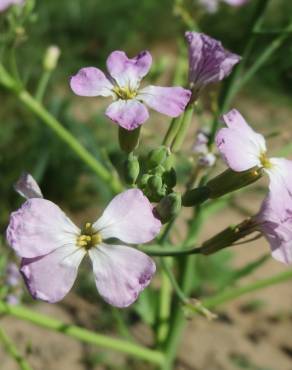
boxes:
[0,302,165,366]
[171,105,194,152]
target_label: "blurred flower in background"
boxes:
[199,0,249,13]
[0,0,24,12]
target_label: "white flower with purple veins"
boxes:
[6,174,161,307]
[70,51,191,131]
[0,0,24,12]
[255,189,292,264]
[216,109,292,195]
[185,32,241,100]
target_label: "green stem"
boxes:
[156,258,173,346]
[171,105,194,152]
[35,70,51,103]
[161,208,203,370]
[0,326,33,370]
[0,63,123,194]
[0,302,165,366]
[163,116,183,147]
[204,269,292,309]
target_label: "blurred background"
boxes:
[1,0,292,369]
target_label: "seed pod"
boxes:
[207,167,264,199]
[148,146,169,168]
[154,192,182,223]
[124,153,140,185]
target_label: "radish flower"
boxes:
[7,174,161,307]
[216,109,292,195]
[70,51,191,131]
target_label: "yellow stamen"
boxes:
[76,222,102,250]
[259,152,272,169]
[113,86,137,100]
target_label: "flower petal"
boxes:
[93,189,161,244]
[106,50,152,90]
[21,246,85,303]
[14,172,43,200]
[256,189,292,264]
[70,67,113,97]
[266,158,292,196]
[216,109,266,171]
[89,244,156,307]
[0,0,24,12]
[185,32,241,91]
[6,198,79,258]
[138,85,191,117]
[105,99,149,130]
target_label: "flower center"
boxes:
[259,152,272,169]
[112,86,137,100]
[76,222,102,250]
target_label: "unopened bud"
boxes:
[163,167,177,189]
[43,45,61,71]
[154,192,182,223]
[148,146,169,168]
[124,153,140,185]
[148,175,163,194]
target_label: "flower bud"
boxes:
[118,126,140,153]
[148,146,169,168]
[206,167,264,199]
[154,192,182,223]
[124,153,140,185]
[43,45,61,71]
[148,175,163,194]
[163,167,177,189]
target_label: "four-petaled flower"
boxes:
[185,32,241,100]
[70,50,191,131]
[6,174,161,307]
[0,0,24,12]
[216,109,292,195]
[254,189,292,264]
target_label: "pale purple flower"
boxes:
[70,51,191,131]
[0,0,24,12]
[6,294,20,305]
[7,175,161,307]
[185,32,241,99]
[198,152,216,168]
[254,189,292,264]
[216,109,292,195]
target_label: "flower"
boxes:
[215,109,292,195]
[70,51,191,131]
[14,172,43,199]
[185,32,241,99]
[0,0,24,12]
[254,189,292,264]
[7,174,161,307]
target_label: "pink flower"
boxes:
[0,0,24,12]
[70,51,191,131]
[255,189,292,264]
[216,109,292,195]
[7,174,161,307]
[185,32,241,100]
